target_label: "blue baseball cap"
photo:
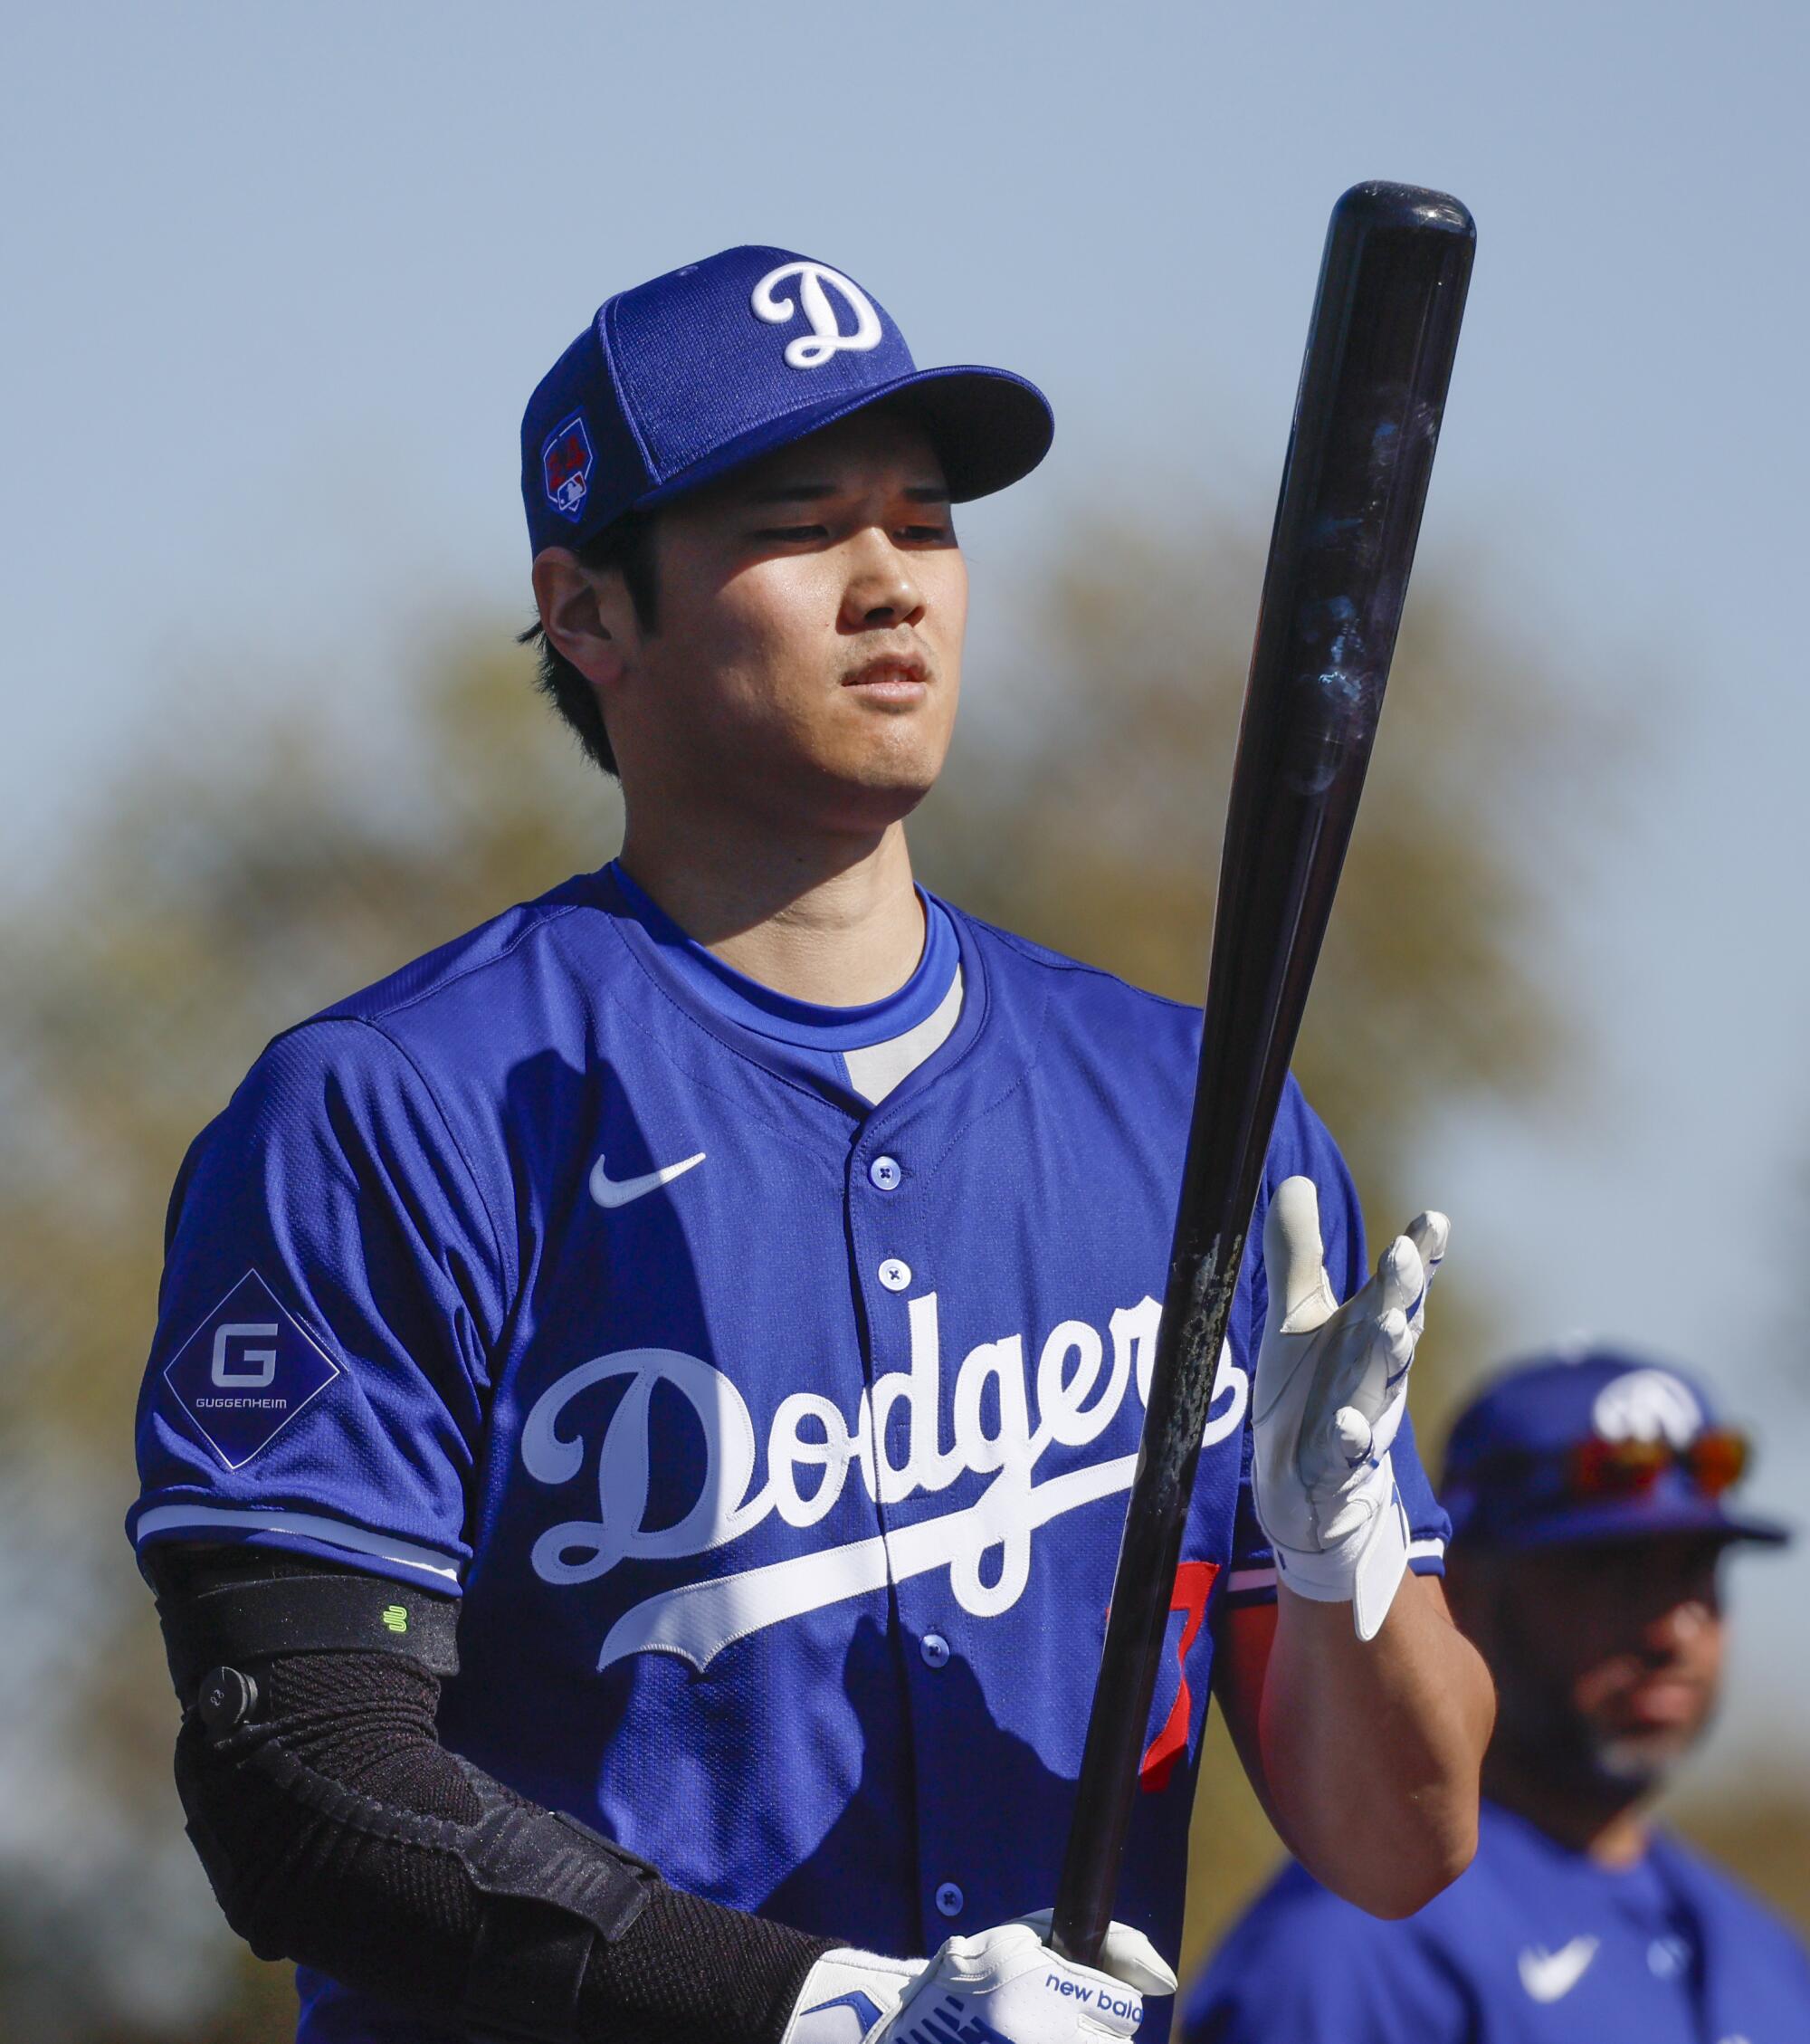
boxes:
[519,245,1054,558]
[1441,1347,1790,1552]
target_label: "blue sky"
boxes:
[5,0,1807,1766]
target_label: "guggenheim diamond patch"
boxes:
[163,1269,340,1469]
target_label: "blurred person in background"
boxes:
[1183,1347,1810,2043]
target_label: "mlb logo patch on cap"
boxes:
[542,412,595,522]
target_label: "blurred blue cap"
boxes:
[520,245,1053,558]
[1441,1346,1790,1552]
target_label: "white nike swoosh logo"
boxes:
[1519,1935,1600,2002]
[588,1150,706,1210]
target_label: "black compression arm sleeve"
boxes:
[146,1548,834,2044]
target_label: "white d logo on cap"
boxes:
[751,262,883,369]
[1591,1369,1703,1448]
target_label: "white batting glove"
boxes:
[1252,1175,1448,1640]
[782,1915,1176,2044]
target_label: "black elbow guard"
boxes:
[150,1552,659,2042]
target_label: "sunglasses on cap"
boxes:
[1469,1427,1752,1504]
[1568,1428,1750,1499]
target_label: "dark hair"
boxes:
[519,509,662,778]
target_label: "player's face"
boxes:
[1460,1533,1727,1791]
[613,408,966,836]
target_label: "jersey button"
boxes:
[919,1632,950,1669]
[878,1257,912,1292]
[869,1155,902,1191]
[935,1881,964,1918]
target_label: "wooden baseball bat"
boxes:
[1049,180,1476,1968]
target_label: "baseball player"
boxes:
[129,246,1492,2044]
[1184,1348,1810,2042]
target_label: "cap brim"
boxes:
[633,363,1053,516]
[1479,1495,1792,1552]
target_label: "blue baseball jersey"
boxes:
[1184,1799,1810,2044]
[129,864,1448,2042]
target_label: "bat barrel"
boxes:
[1198,182,1473,1257]
[1049,183,1473,1969]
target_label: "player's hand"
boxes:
[782,1915,1176,2044]
[1252,1175,1448,1640]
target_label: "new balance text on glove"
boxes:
[783,1916,1176,2044]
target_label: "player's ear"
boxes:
[532,548,631,690]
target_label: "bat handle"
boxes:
[1048,1257,1229,1965]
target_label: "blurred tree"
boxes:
[7,502,1788,2044]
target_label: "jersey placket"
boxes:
[843,1104,981,1952]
